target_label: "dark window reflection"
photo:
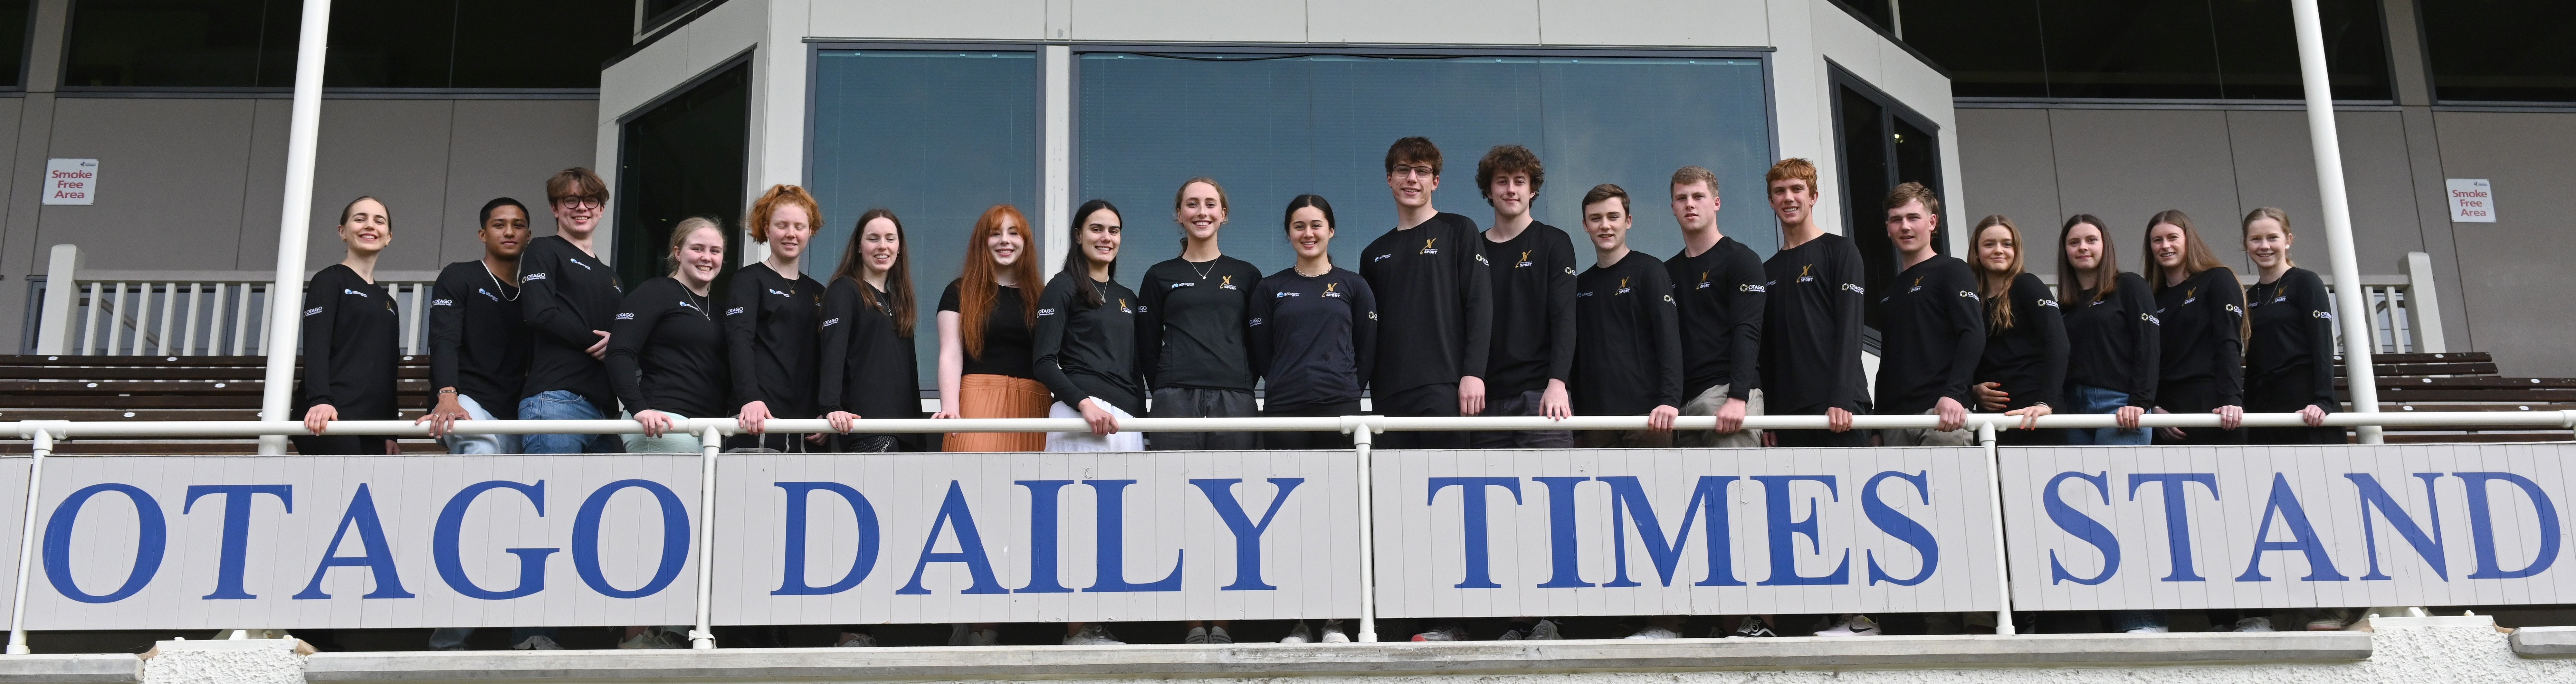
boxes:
[616,62,749,290]
[2422,0,2576,102]
[0,0,31,88]
[65,0,629,89]
[1900,0,2047,98]
[1899,0,2389,100]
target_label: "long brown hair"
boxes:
[2056,214,2119,304]
[832,207,917,337]
[958,204,1040,359]
[2143,209,2249,340]
[1971,215,2024,331]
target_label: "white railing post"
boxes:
[1348,417,1380,643]
[1976,420,2015,635]
[690,423,722,650]
[2292,0,2383,444]
[33,245,81,356]
[7,423,58,654]
[257,0,335,455]
[2404,251,2446,354]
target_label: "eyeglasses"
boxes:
[554,197,604,210]
[1390,166,1436,179]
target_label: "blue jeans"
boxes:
[441,394,521,454]
[2064,385,2151,446]
[518,390,625,454]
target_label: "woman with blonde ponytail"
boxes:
[2240,207,2343,445]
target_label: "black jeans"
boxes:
[1263,401,1363,450]
[1469,389,1574,448]
[1147,387,1259,450]
[1377,384,1467,449]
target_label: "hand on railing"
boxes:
[1714,397,1749,434]
[302,404,338,435]
[2004,403,2051,431]
[635,409,679,438]
[1935,396,1968,432]
[1826,406,1855,432]
[2115,405,2145,431]
[417,389,469,438]
[1077,398,1120,435]
[1646,404,1678,432]
[2300,404,2328,427]
[738,400,773,434]
[825,411,860,433]
[2215,405,2245,431]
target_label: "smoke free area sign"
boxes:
[43,158,98,205]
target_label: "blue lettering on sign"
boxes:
[1862,471,1939,586]
[294,484,415,599]
[2347,473,2448,581]
[898,481,1007,595]
[2044,471,2119,585]
[43,484,167,603]
[1427,477,1522,589]
[2236,473,2347,582]
[1753,475,1848,586]
[772,482,881,596]
[1014,480,1075,593]
[2458,471,2560,580]
[1532,477,1594,588]
[1599,476,1743,588]
[434,480,557,600]
[1189,478,1303,591]
[183,484,291,600]
[2127,473,2218,582]
[571,480,690,599]
[1084,480,1185,592]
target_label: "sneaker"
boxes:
[1814,614,1882,637]
[835,632,877,648]
[1320,620,1350,643]
[1623,626,1680,640]
[1064,624,1124,646]
[513,635,564,651]
[1527,619,1561,640]
[616,631,680,649]
[1727,616,1778,639]
[2125,625,2170,634]
[1186,627,1211,644]
[2306,609,2352,631]
[947,623,971,646]
[1410,627,1464,642]
[967,629,999,646]
[1281,623,1312,644]
[2232,617,2275,632]
[1206,626,1232,644]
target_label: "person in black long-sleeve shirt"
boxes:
[1757,159,1869,447]
[295,196,402,456]
[820,208,930,456]
[419,198,533,455]
[1570,185,1682,447]
[726,185,827,452]
[1665,166,1766,449]
[1036,200,1148,452]
[2238,208,2343,445]
[519,168,625,454]
[1468,146,1576,448]
[1138,178,1264,452]
[1965,216,2068,446]
[606,219,731,453]
[1253,195,1378,454]
[1872,184,1983,447]
[2142,210,2247,445]
[2054,214,2158,446]
[1360,137,1492,449]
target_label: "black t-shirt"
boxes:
[724,262,825,417]
[1974,272,2067,412]
[518,235,623,414]
[2244,267,2338,413]
[1874,255,1986,416]
[818,278,926,420]
[1759,233,1870,413]
[2062,272,2161,407]
[296,264,400,420]
[2153,267,2247,409]
[1573,250,1682,416]
[428,260,530,420]
[1250,267,1378,411]
[1359,212,1492,393]
[1667,237,1767,400]
[1137,255,1264,392]
[605,277,730,418]
[1033,272,1146,416]
[1480,222,1577,396]
[938,280,1035,378]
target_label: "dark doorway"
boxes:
[616,59,750,290]
[1831,69,1944,332]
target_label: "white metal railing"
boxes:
[26,244,437,356]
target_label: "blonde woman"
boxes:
[1966,215,2067,445]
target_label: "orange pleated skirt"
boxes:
[943,374,1051,452]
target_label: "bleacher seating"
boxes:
[2336,351,2576,443]
[0,354,438,454]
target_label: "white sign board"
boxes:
[2001,443,2576,611]
[2446,179,2496,223]
[30,455,701,630]
[1373,447,2001,618]
[42,158,98,205]
[713,451,1363,625]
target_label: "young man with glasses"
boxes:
[517,167,627,455]
[1360,137,1493,453]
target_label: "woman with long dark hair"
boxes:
[728,185,828,451]
[2056,214,2158,447]
[2239,207,2342,445]
[295,196,402,455]
[1138,177,1264,454]
[937,205,1048,453]
[2142,209,2248,446]
[821,208,926,454]
[1032,199,1145,647]
[1967,215,2067,445]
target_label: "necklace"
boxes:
[482,260,520,301]
[682,289,711,320]
[1188,256,1218,280]
[1295,263,1331,277]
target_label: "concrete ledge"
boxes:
[304,633,2371,681]
[0,654,140,683]
[2512,625,2576,657]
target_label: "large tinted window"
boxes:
[0,0,29,88]
[808,50,1039,383]
[64,0,629,89]
[1075,52,1777,292]
[2421,0,2576,102]
[1903,0,2390,100]
[616,61,749,290]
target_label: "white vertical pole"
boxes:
[1040,44,1071,281]
[7,426,54,654]
[2291,0,2383,444]
[257,0,335,455]
[689,423,721,650]
[1349,422,1379,642]
[1977,421,2014,635]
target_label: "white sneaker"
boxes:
[1064,624,1124,646]
[1206,626,1232,644]
[1186,627,1211,644]
[1410,627,1464,641]
[1320,620,1350,643]
[1528,619,1561,640]
[1280,623,1312,644]
[835,632,877,648]
[1813,614,1881,637]
[967,629,999,646]
[1623,626,1680,640]
[2232,617,2275,632]
[512,635,563,650]
[2126,626,2170,634]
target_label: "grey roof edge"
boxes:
[305,633,2371,681]
[2511,626,2576,657]
[0,653,141,683]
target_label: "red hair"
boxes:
[958,204,1041,359]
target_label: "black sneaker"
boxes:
[1730,616,1778,638]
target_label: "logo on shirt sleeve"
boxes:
[1248,317,1264,326]
[2037,299,2060,308]
[522,272,548,282]
[432,298,455,307]
[1958,290,1979,299]
[1474,253,1488,266]
[725,307,746,316]
[2310,310,2333,319]
[1840,283,1866,294]
[303,306,325,317]
[822,318,839,328]
[2225,303,2244,316]
[1037,308,1056,317]
[1741,283,1767,293]
[344,288,369,297]
[615,312,635,320]
[768,288,791,298]
[2143,313,2162,325]
[570,258,592,270]
[1169,282,1194,289]
[1373,254,1393,262]
[1136,305,1150,313]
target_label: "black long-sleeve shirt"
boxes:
[1360,213,1492,393]
[295,264,400,420]
[1250,267,1378,411]
[1875,255,1987,416]
[518,235,623,414]
[1667,237,1766,401]
[1136,255,1263,392]
[1759,233,1869,414]
[2244,267,2338,413]
[1480,222,1577,397]
[1032,272,1146,416]
[1975,272,2067,412]
[938,280,1036,378]
[1573,251,1682,415]
[605,277,729,418]
[817,278,925,420]
[428,260,530,420]
[2063,271,2161,408]
[724,262,824,417]
[2154,266,2247,409]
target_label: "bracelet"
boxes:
[437,388,458,395]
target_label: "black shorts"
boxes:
[1376,383,1466,449]
[1147,387,1258,451]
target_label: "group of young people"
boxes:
[288,137,2347,647]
